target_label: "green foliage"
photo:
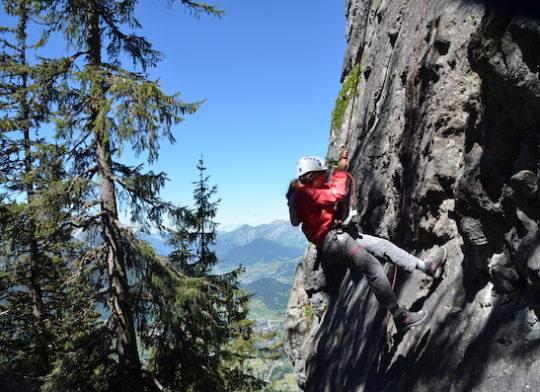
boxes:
[69,65,201,163]
[0,1,241,391]
[40,329,115,392]
[305,304,314,330]
[40,2,219,387]
[0,3,99,390]
[144,158,266,391]
[244,278,291,311]
[0,1,267,391]
[174,0,224,18]
[331,63,361,130]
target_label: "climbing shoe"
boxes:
[424,246,447,278]
[393,308,428,332]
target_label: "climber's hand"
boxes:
[337,148,348,171]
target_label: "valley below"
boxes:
[144,219,307,390]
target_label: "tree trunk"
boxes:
[17,2,50,375]
[86,2,144,390]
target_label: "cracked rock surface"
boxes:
[284,1,540,391]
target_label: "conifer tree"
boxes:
[144,158,265,391]
[0,1,98,390]
[15,3,52,377]
[1,2,267,391]
[36,1,223,391]
[175,157,220,277]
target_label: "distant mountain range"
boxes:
[215,220,306,253]
[219,238,303,267]
[141,219,306,258]
[139,220,307,321]
[212,221,306,285]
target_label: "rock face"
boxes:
[284,1,540,391]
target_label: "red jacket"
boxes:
[291,170,349,247]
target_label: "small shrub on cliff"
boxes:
[331,64,362,131]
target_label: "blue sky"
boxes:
[2,1,346,230]
[134,1,347,229]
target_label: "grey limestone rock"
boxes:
[284,0,540,390]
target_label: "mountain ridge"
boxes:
[219,238,303,267]
[215,219,306,254]
[140,219,305,257]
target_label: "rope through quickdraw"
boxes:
[399,0,427,266]
[371,4,429,380]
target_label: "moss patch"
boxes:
[305,304,314,330]
[331,64,361,131]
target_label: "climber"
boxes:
[286,151,447,332]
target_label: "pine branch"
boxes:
[65,139,94,165]
[0,37,20,51]
[100,11,162,70]
[62,210,106,230]
[176,0,225,17]
[68,49,89,62]
[80,165,98,178]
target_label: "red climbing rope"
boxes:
[339,0,428,337]
[384,0,427,330]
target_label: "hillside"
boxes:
[140,221,305,309]
[244,278,291,312]
[284,1,540,391]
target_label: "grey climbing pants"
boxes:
[321,229,399,312]
[355,233,421,272]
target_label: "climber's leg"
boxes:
[321,229,429,331]
[356,234,448,277]
[321,230,399,312]
[355,234,420,271]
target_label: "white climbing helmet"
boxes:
[296,156,327,177]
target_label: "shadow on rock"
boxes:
[304,269,387,392]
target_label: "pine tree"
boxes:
[174,157,220,277]
[1,2,266,391]
[36,1,223,391]
[0,1,98,390]
[144,158,266,391]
